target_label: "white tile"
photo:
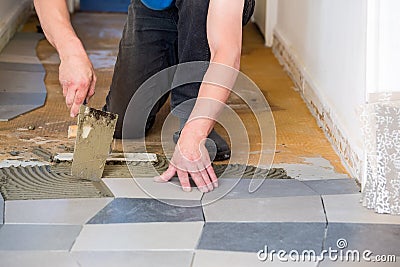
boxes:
[72,251,193,267]
[323,194,400,224]
[203,196,326,222]
[192,250,318,267]
[0,251,79,267]
[71,222,204,251]
[103,178,203,200]
[5,198,113,224]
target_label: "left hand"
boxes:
[154,128,218,193]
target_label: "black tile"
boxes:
[325,223,400,256]
[304,179,360,195]
[197,222,326,253]
[87,198,204,224]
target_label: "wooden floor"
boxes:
[0,13,348,175]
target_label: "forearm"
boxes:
[34,0,87,60]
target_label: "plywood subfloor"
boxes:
[0,13,348,175]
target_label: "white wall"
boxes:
[275,0,368,172]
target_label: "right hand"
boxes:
[59,53,96,117]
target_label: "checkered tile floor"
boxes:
[1,173,399,267]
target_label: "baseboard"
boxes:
[272,31,362,181]
[0,1,33,53]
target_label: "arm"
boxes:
[156,0,244,192]
[34,0,96,117]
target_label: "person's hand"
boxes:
[154,127,219,193]
[59,53,96,117]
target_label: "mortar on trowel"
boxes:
[71,105,118,181]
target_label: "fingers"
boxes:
[86,73,96,103]
[177,170,191,192]
[207,165,219,188]
[190,171,208,193]
[154,164,176,183]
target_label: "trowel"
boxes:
[71,105,118,181]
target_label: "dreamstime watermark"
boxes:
[257,238,397,263]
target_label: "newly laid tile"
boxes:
[0,32,43,64]
[87,198,203,224]
[203,179,317,203]
[203,196,325,222]
[197,222,326,253]
[72,251,193,267]
[102,178,203,200]
[303,179,360,195]
[319,256,399,266]
[323,194,400,224]
[0,224,82,251]
[71,222,203,251]
[192,250,318,267]
[5,198,113,224]
[325,223,400,256]
[0,62,45,72]
[0,251,80,267]
[0,70,46,93]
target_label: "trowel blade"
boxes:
[71,105,118,181]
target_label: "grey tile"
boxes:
[203,179,318,203]
[303,179,360,195]
[87,198,204,224]
[0,251,80,267]
[197,222,326,253]
[0,192,3,225]
[0,32,43,64]
[319,256,400,266]
[0,62,45,72]
[203,196,326,222]
[325,223,400,256]
[0,92,46,105]
[0,104,45,121]
[0,224,82,251]
[193,250,318,267]
[103,178,203,200]
[5,198,113,224]
[72,251,193,267]
[323,194,400,224]
[0,70,46,93]
[71,222,204,251]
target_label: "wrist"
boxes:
[56,37,87,61]
[180,118,214,141]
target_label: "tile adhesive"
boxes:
[0,155,289,201]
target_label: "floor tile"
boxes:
[0,70,46,93]
[0,192,3,225]
[193,250,319,267]
[0,224,82,251]
[0,251,80,267]
[318,256,399,266]
[0,92,46,105]
[203,179,318,203]
[323,194,400,224]
[5,198,113,224]
[0,105,45,121]
[0,62,45,72]
[87,198,204,224]
[325,223,400,256]
[203,196,326,222]
[71,222,203,251]
[102,178,203,200]
[72,251,193,267]
[197,222,326,253]
[303,179,360,195]
[0,32,43,64]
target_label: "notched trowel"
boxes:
[71,105,118,181]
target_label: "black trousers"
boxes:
[106,0,255,138]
